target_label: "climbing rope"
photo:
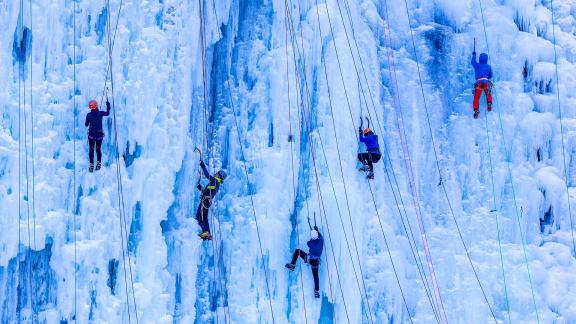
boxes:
[17,2,22,318]
[198,2,220,324]
[212,201,232,323]
[340,1,445,320]
[310,1,419,322]
[287,2,418,322]
[285,1,366,321]
[286,2,335,312]
[398,0,512,321]
[198,1,230,322]
[16,1,26,319]
[72,0,78,319]
[324,1,430,321]
[477,0,540,322]
[28,0,37,259]
[285,3,354,321]
[18,0,37,319]
[373,2,447,321]
[289,1,370,319]
[323,0,447,320]
[283,1,310,322]
[309,2,387,321]
[348,0,445,307]
[211,6,277,324]
[550,0,576,257]
[100,0,124,104]
[482,96,512,324]
[285,8,344,322]
[105,1,139,323]
[315,0,440,321]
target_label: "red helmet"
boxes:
[89,100,98,110]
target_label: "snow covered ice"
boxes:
[2,0,576,323]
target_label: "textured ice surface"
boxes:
[1,0,576,323]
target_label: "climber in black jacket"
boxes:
[196,159,227,241]
[85,99,110,172]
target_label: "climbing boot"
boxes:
[314,290,320,298]
[473,110,480,119]
[358,165,370,172]
[285,263,295,271]
[199,231,212,241]
[89,163,94,173]
[96,161,102,171]
[366,171,374,180]
[487,102,492,112]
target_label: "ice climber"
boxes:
[85,99,110,172]
[358,127,381,179]
[471,52,493,119]
[195,158,226,241]
[285,226,324,298]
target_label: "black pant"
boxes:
[195,196,212,233]
[291,249,320,291]
[89,138,103,164]
[358,152,381,172]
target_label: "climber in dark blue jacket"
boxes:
[195,159,227,241]
[85,99,110,172]
[285,226,324,298]
[358,127,381,179]
[471,52,493,119]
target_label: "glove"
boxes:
[106,100,111,110]
[313,225,318,231]
[358,127,363,136]
[200,160,205,168]
[196,183,202,191]
[472,51,476,56]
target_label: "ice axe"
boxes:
[307,212,318,230]
[359,116,371,134]
[194,146,203,162]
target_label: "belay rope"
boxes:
[550,0,576,257]
[478,0,540,322]
[104,0,139,323]
[198,0,231,322]
[209,1,277,322]
[17,0,37,320]
[72,0,78,319]
[283,1,310,321]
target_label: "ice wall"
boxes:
[1,0,576,323]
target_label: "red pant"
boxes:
[473,81,492,110]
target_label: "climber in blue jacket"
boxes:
[85,99,110,172]
[358,127,381,179]
[285,226,324,298]
[471,52,493,119]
